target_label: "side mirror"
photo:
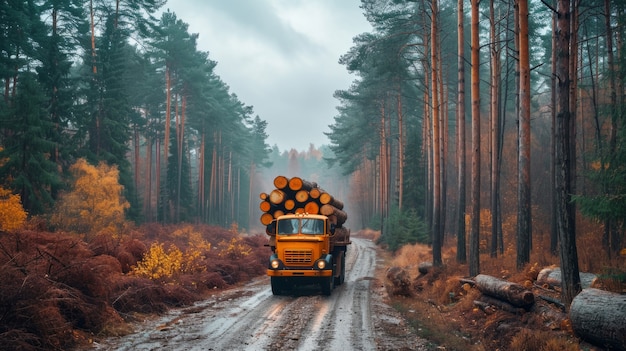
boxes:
[266,221,276,236]
[329,223,336,236]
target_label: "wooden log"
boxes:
[294,208,305,214]
[259,192,268,200]
[272,209,284,218]
[570,288,626,350]
[309,187,321,199]
[284,199,295,211]
[304,201,319,214]
[477,295,525,314]
[273,175,289,189]
[269,189,287,205]
[331,227,350,245]
[475,274,535,308]
[318,192,344,209]
[288,176,304,191]
[537,294,565,311]
[259,200,271,212]
[295,189,309,203]
[320,204,347,225]
[537,267,598,289]
[260,213,274,226]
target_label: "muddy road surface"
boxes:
[90,238,429,351]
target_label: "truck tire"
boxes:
[271,277,284,295]
[334,251,346,286]
[321,276,334,296]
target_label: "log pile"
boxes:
[259,176,349,242]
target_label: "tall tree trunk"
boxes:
[198,133,205,221]
[603,0,618,254]
[470,0,481,277]
[569,1,578,231]
[550,7,558,255]
[176,95,187,223]
[517,0,532,270]
[423,77,433,234]
[397,87,404,211]
[163,65,172,222]
[431,0,442,267]
[456,0,467,264]
[144,136,153,222]
[555,0,581,307]
[379,100,388,231]
[489,0,502,258]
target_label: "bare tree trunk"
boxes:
[456,0,467,264]
[198,133,205,221]
[144,136,153,221]
[396,87,404,210]
[517,0,531,270]
[431,0,442,267]
[489,0,501,258]
[163,65,172,222]
[555,0,581,307]
[470,0,481,277]
[550,8,558,255]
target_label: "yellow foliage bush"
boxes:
[217,237,251,260]
[133,242,183,281]
[0,187,27,231]
[50,158,130,237]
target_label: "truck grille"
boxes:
[284,249,312,264]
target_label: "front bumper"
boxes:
[267,269,333,277]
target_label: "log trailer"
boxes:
[260,176,350,296]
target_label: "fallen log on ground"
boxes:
[476,295,526,315]
[536,267,597,289]
[570,288,626,350]
[475,274,535,309]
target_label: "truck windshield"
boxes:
[277,219,299,234]
[301,219,324,234]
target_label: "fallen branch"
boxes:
[538,294,565,311]
[477,295,526,315]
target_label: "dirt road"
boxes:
[90,238,430,351]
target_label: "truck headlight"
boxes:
[270,259,281,269]
[316,260,326,269]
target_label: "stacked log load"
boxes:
[259,176,349,243]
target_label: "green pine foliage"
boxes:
[0,73,60,214]
[378,206,430,252]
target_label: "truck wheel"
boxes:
[271,277,283,295]
[334,251,346,286]
[321,276,334,296]
[339,252,346,285]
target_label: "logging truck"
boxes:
[261,176,350,295]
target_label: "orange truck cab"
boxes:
[266,213,349,295]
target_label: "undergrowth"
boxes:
[0,224,270,350]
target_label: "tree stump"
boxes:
[570,288,626,350]
[385,266,412,296]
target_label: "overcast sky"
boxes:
[162,0,372,152]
